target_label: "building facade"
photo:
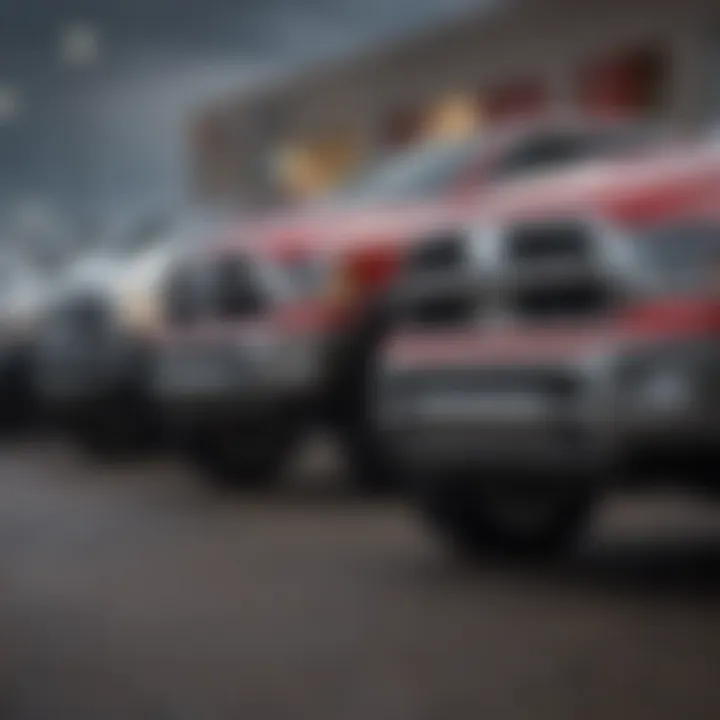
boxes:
[192,0,720,208]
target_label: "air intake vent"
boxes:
[511,280,612,320]
[164,253,266,325]
[403,230,468,276]
[504,220,614,320]
[506,222,595,264]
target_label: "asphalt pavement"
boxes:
[0,437,719,720]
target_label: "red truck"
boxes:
[150,120,670,492]
[374,141,720,555]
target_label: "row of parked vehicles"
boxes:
[4,117,720,558]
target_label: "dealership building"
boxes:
[191,0,720,207]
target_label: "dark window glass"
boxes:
[493,127,654,181]
[323,138,479,206]
[510,281,613,319]
[494,134,588,179]
[165,252,315,325]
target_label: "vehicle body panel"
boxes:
[375,144,720,484]
[150,121,689,479]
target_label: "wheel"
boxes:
[184,425,298,491]
[415,473,594,559]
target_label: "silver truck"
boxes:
[374,213,720,557]
[31,213,224,455]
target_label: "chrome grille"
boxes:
[403,231,469,276]
[385,367,584,404]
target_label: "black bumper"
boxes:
[155,384,317,434]
[33,336,154,415]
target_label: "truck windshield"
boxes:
[323,125,656,208]
[164,250,327,325]
[493,126,658,181]
[324,138,480,207]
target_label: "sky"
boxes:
[0,0,489,233]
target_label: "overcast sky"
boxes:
[0,0,488,229]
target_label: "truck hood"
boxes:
[216,201,475,257]
[59,253,122,293]
[381,305,716,370]
[55,233,183,301]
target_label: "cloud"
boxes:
[0,0,493,216]
[0,85,21,125]
[59,21,102,67]
[69,54,278,211]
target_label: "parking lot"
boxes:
[0,437,716,719]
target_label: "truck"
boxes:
[31,213,225,455]
[373,141,720,555]
[149,120,670,492]
[0,252,58,430]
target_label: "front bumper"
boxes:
[379,405,609,478]
[150,342,322,427]
[33,334,150,410]
[375,360,720,482]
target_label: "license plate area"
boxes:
[397,422,591,468]
[156,350,241,392]
[415,392,550,422]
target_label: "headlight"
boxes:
[620,350,697,413]
[118,289,161,334]
[633,365,694,411]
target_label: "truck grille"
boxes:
[403,231,468,275]
[47,293,114,349]
[386,367,584,405]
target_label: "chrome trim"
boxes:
[375,337,720,476]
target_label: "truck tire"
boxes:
[415,473,594,559]
[184,425,298,491]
